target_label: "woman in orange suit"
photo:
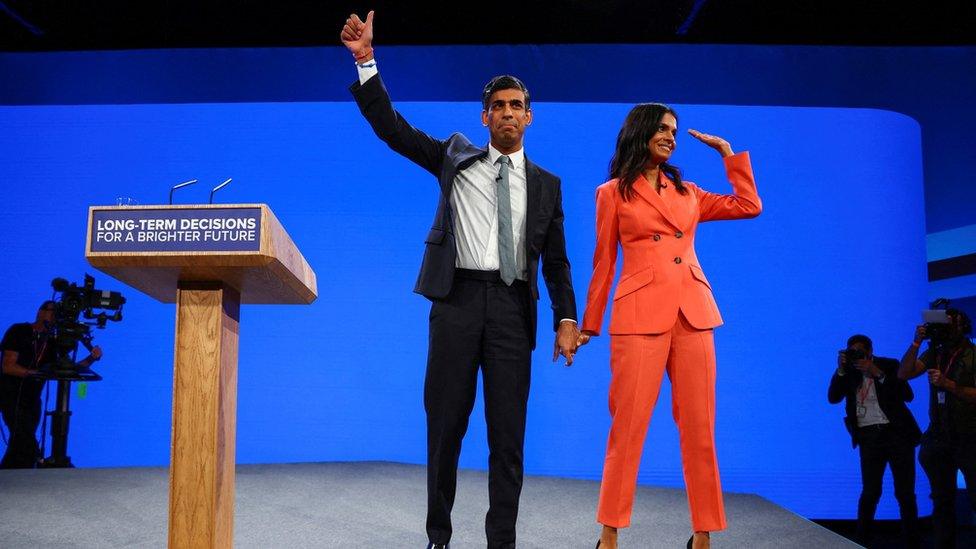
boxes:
[578,104,762,549]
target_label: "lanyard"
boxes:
[938,346,966,379]
[857,376,874,407]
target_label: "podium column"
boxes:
[169,281,241,549]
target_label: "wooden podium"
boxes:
[85,204,317,548]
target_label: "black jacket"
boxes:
[350,74,577,348]
[828,356,922,448]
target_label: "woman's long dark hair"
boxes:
[608,103,685,200]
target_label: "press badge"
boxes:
[938,391,947,405]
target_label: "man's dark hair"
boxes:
[847,334,873,351]
[38,300,56,311]
[482,75,530,111]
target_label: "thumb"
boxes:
[366,10,375,28]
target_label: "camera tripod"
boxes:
[34,368,102,468]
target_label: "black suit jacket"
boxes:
[828,356,922,448]
[350,74,577,348]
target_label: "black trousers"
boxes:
[0,389,41,469]
[425,271,532,549]
[855,424,919,548]
[919,433,976,549]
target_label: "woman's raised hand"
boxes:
[688,129,733,158]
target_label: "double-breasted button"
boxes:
[652,234,661,241]
[675,231,684,238]
[674,257,682,264]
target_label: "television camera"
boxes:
[44,274,125,375]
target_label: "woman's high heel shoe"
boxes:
[686,536,693,549]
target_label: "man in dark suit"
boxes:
[341,11,579,549]
[828,334,921,548]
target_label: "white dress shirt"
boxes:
[856,377,890,428]
[450,145,527,278]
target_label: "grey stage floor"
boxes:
[0,461,859,548]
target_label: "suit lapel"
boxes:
[443,139,487,196]
[452,145,487,172]
[524,157,542,251]
[632,172,681,229]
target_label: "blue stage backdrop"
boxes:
[0,99,926,519]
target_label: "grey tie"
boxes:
[495,155,517,285]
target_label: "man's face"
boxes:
[648,112,677,164]
[482,88,531,151]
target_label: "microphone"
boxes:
[169,179,199,205]
[209,178,233,204]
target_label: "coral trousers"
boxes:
[597,311,726,532]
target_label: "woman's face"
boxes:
[647,112,677,164]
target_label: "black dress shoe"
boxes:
[426,544,448,549]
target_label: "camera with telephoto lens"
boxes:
[923,298,953,345]
[926,321,951,344]
[44,274,125,374]
[841,348,867,374]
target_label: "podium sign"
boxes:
[90,207,262,252]
[86,204,316,549]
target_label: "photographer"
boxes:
[829,334,921,547]
[899,309,976,548]
[0,301,102,468]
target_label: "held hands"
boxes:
[560,329,598,367]
[340,10,375,60]
[687,129,733,158]
[553,321,581,366]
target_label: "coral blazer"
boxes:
[581,152,761,335]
